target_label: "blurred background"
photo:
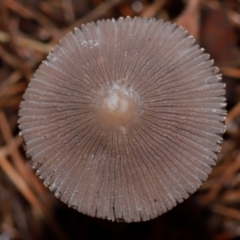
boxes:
[0,0,239,239]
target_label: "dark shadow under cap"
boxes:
[18,17,226,222]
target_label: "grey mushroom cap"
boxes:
[18,17,226,222]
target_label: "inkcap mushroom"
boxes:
[18,17,226,222]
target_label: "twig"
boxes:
[0,110,68,240]
[226,101,240,125]
[3,71,22,86]
[202,0,220,10]
[0,31,53,54]
[0,96,22,108]
[0,82,27,98]
[0,153,43,217]
[0,136,22,157]
[61,0,75,23]
[5,0,56,29]
[0,43,27,76]
[220,66,240,79]
[212,203,240,221]
[227,10,240,29]
[200,154,240,205]
[220,189,240,204]
[0,110,48,204]
[52,0,122,44]
[174,0,200,40]
[0,152,68,240]
[141,0,165,18]
[0,110,27,176]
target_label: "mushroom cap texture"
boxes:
[18,17,226,222]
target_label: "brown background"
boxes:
[0,0,240,239]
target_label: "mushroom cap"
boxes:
[18,17,226,222]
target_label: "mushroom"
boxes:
[18,17,226,222]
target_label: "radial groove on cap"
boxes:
[19,17,226,222]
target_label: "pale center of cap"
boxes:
[98,88,136,129]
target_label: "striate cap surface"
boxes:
[18,17,226,222]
